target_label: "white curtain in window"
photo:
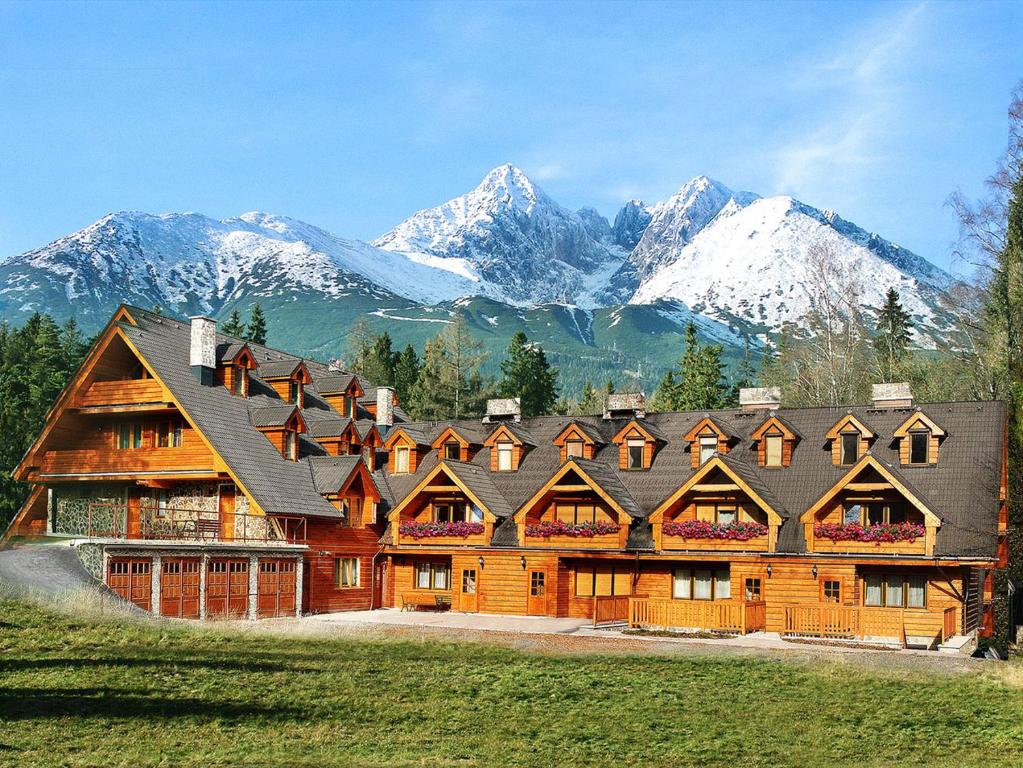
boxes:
[907,576,926,608]
[415,563,430,589]
[865,575,883,606]
[693,570,713,600]
[717,508,736,525]
[672,569,691,599]
[885,576,904,608]
[715,570,731,599]
[433,566,449,590]
[497,444,512,471]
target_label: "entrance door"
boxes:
[206,558,249,619]
[258,558,297,618]
[459,568,478,612]
[218,484,236,541]
[107,558,152,611]
[160,558,200,618]
[527,570,548,616]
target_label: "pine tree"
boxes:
[406,314,491,420]
[873,287,913,383]
[363,332,398,387]
[652,322,728,411]
[392,344,421,405]
[221,308,246,338]
[727,335,759,407]
[497,331,559,417]
[344,318,375,376]
[573,380,601,416]
[246,303,267,345]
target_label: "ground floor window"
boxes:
[575,566,631,597]
[863,574,926,608]
[414,561,450,590]
[744,577,762,601]
[822,579,841,603]
[673,567,730,600]
[335,557,359,588]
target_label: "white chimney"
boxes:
[872,382,913,409]
[483,397,521,423]
[190,316,217,385]
[376,386,395,428]
[603,392,646,419]
[740,387,782,412]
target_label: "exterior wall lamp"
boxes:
[520,556,527,570]
[811,564,818,579]
[478,555,485,569]
[766,564,772,578]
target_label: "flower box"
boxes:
[661,520,768,541]
[813,522,926,543]
[524,520,621,538]
[398,521,485,540]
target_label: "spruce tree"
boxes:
[344,318,375,376]
[497,331,559,417]
[406,314,491,420]
[221,308,246,338]
[573,380,601,416]
[363,332,398,386]
[873,287,913,383]
[392,344,421,406]
[246,303,267,345]
[652,322,728,411]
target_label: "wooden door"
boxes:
[161,558,200,618]
[527,569,548,616]
[206,558,249,619]
[459,568,478,612]
[258,558,297,618]
[218,484,236,541]
[107,558,151,611]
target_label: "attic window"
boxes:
[840,432,859,466]
[285,429,298,461]
[909,431,929,465]
[443,441,460,461]
[496,441,513,471]
[394,445,410,474]
[565,440,584,459]
[698,436,717,465]
[764,433,783,468]
[626,439,645,470]
[289,380,302,406]
[232,366,248,396]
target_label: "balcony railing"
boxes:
[781,604,957,646]
[79,502,306,544]
[628,597,767,635]
[592,594,647,627]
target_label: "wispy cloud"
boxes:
[774,2,930,199]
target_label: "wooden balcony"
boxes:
[77,379,171,410]
[659,532,770,552]
[781,604,957,646]
[628,597,767,634]
[38,447,216,478]
[73,502,306,544]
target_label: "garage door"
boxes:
[107,558,152,611]
[160,557,201,618]
[206,558,249,619]
[257,558,296,618]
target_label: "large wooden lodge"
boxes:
[3,306,1009,647]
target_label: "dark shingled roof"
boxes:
[441,460,514,519]
[308,456,364,495]
[307,417,352,439]
[255,358,304,380]
[315,373,356,395]
[248,402,299,428]
[216,340,247,363]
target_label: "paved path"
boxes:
[0,543,101,595]
[308,608,590,634]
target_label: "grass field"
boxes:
[1,596,1022,768]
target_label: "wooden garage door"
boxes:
[107,558,152,611]
[258,558,296,619]
[206,558,249,619]
[161,558,201,619]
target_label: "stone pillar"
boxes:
[151,554,162,618]
[294,555,304,618]
[247,553,260,620]
[198,551,207,620]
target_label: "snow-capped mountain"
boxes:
[373,163,627,307]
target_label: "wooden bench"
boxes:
[401,594,437,612]
[434,595,452,611]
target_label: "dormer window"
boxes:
[909,431,928,465]
[683,418,730,469]
[894,411,944,466]
[496,441,513,471]
[626,439,645,470]
[565,440,584,459]
[232,366,248,396]
[764,433,783,467]
[443,441,460,461]
[394,445,410,474]
[289,380,302,406]
[698,436,717,465]
[553,422,602,463]
[840,432,859,466]
[612,420,662,471]
[826,414,874,467]
[284,429,297,461]
[750,415,799,469]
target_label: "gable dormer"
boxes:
[259,359,312,408]
[431,426,481,463]
[383,427,429,475]
[611,419,663,470]
[750,414,800,468]
[825,414,875,467]
[483,423,532,472]
[682,417,731,468]
[217,343,257,397]
[552,422,604,463]
[317,374,364,419]
[893,410,946,466]
[252,405,306,461]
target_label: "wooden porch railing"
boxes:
[80,502,306,544]
[782,604,959,646]
[592,594,646,627]
[942,606,957,643]
[628,597,767,634]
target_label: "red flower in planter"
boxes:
[813,522,926,543]
[524,520,621,538]
[661,519,768,541]
[398,521,485,540]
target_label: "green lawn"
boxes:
[1,597,1021,767]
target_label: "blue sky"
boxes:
[0,0,1020,273]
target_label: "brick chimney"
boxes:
[483,397,521,423]
[739,387,782,411]
[376,386,395,428]
[872,382,913,409]
[189,316,217,386]
[603,392,646,420]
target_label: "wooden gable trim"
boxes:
[552,423,600,447]
[611,419,659,445]
[750,415,797,442]
[825,414,875,440]
[649,456,783,526]
[512,459,635,526]
[262,361,312,384]
[112,305,137,325]
[611,420,659,471]
[799,454,942,527]
[382,427,422,451]
[430,426,478,450]
[483,424,524,447]
[387,462,498,523]
[682,417,728,443]
[1,485,46,544]
[893,411,947,438]
[229,345,258,369]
